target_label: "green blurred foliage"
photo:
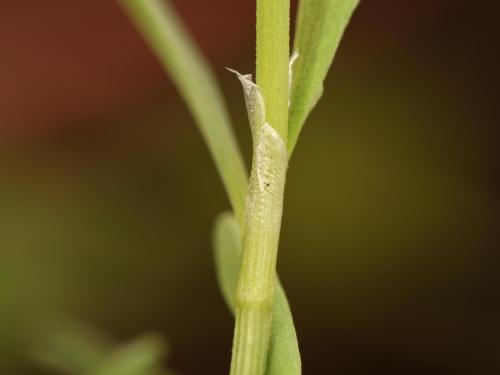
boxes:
[27,314,175,375]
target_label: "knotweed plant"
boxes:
[121,1,359,374]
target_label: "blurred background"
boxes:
[1,0,499,374]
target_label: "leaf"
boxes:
[213,213,301,375]
[120,0,248,221]
[288,0,360,155]
[29,315,175,375]
[28,315,113,374]
[96,334,173,375]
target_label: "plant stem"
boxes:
[230,1,290,374]
[256,0,290,141]
[230,124,287,375]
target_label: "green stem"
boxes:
[256,0,290,141]
[230,124,287,375]
[230,1,290,374]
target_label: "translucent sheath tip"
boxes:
[227,67,267,137]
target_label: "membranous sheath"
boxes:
[228,70,288,375]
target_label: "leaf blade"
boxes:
[120,0,248,221]
[213,213,301,375]
[288,0,360,155]
[96,334,170,375]
[28,316,174,375]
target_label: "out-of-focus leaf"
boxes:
[120,0,248,222]
[28,315,112,374]
[288,0,360,155]
[213,212,301,375]
[29,315,175,375]
[96,334,170,375]
[213,212,242,310]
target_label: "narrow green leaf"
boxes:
[288,0,360,155]
[119,0,248,222]
[213,213,301,375]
